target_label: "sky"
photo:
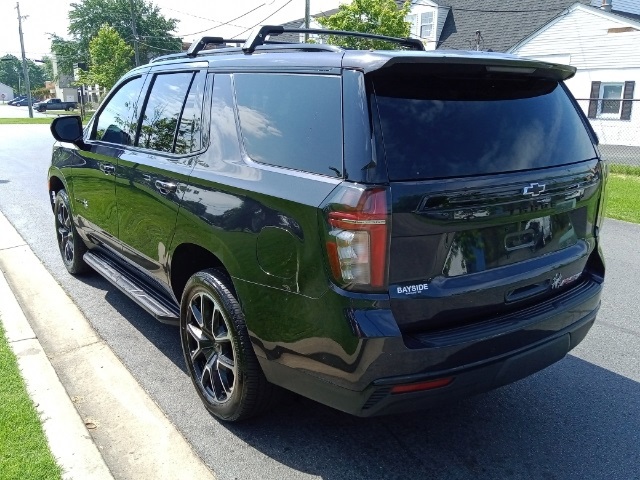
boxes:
[0,0,344,60]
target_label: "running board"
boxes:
[83,251,180,326]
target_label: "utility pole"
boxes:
[304,0,310,42]
[16,2,33,118]
[129,0,141,66]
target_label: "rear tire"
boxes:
[180,269,278,422]
[54,190,90,274]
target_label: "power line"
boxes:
[136,40,182,53]
[162,7,246,29]
[181,3,267,37]
[232,0,294,39]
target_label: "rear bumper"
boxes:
[358,304,597,416]
[256,276,602,417]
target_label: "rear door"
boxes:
[370,65,603,332]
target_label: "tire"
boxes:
[180,269,278,422]
[54,190,90,274]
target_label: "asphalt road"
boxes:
[1,123,638,480]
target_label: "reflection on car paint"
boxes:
[443,214,578,277]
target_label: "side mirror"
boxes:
[50,116,85,147]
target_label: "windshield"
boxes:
[372,74,597,181]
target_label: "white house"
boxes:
[509,3,640,147]
[403,0,450,50]
[0,82,14,102]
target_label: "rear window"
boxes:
[373,74,597,180]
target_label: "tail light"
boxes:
[321,185,390,292]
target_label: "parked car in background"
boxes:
[8,95,27,105]
[14,97,38,106]
[47,26,606,423]
[35,98,78,112]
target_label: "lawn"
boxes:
[606,172,640,224]
[0,117,53,125]
[0,320,62,480]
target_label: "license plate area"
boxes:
[443,213,579,277]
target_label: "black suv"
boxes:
[48,26,606,422]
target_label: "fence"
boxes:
[574,98,640,167]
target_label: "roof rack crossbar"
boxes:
[187,36,246,57]
[242,25,424,54]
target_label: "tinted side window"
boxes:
[138,72,194,153]
[209,74,242,164]
[94,76,145,145]
[175,72,206,154]
[234,74,342,177]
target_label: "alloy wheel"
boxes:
[185,291,237,404]
[56,201,75,265]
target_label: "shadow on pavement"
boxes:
[74,274,639,480]
[77,272,185,372]
[220,356,639,480]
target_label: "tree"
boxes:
[51,0,181,75]
[0,54,46,95]
[41,56,55,82]
[80,25,134,90]
[50,35,83,76]
[317,0,411,49]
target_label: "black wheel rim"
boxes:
[186,291,237,405]
[56,201,74,265]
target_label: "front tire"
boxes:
[180,269,277,421]
[54,190,90,274]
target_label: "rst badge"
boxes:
[550,272,581,290]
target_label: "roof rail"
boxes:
[242,25,425,54]
[186,36,246,57]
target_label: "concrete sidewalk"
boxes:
[0,212,215,480]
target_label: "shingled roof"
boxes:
[277,8,340,43]
[433,0,592,51]
[277,1,637,53]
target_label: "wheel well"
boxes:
[170,243,232,302]
[49,176,65,211]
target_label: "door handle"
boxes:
[155,180,177,195]
[100,164,115,175]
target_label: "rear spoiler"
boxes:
[344,51,577,81]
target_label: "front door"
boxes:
[73,74,147,250]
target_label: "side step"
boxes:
[83,251,180,326]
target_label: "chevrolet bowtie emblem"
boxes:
[523,183,546,197]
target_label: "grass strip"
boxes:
[0,320,62,480]
[610,164,640,176]
[0,118,53,125]
[606,173,640,224]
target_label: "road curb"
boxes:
[0,228,114,479]
[0,212,215,480]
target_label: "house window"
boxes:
[406,14,418,37]
[420,12,434,38]
[588,80,636,120]
[599,83,623,117]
